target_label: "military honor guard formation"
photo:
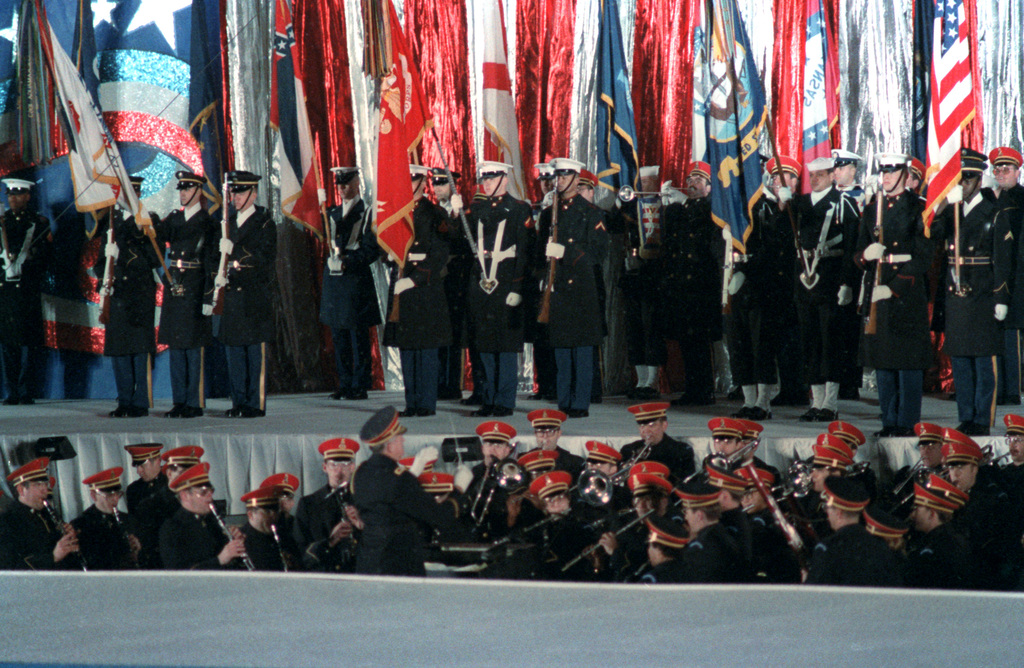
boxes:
[2,402,1023,591]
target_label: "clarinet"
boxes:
[111,506,140,569]
[43,499,87,571]
[208,503,255,571]
[270,524,289,573]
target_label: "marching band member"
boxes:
[71,467,140,570]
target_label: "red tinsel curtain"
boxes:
[296,0,356,189]
[405,0,476,200]
[632,0,701,189]
[771,0,804,172]
[517,0,576,201]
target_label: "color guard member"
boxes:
[990,147,1024,406]
[212,170,277,418]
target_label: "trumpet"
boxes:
[209,502,255,571]
[893,464,948,509]
[43,499,87,571]
[618,186,662,202]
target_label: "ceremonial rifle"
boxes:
[211,174,231,312]
[537,187,559,323]
[98,209,116,325]
[864,190,884,334]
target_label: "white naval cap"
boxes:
[409,164,431,177]
[330,166,359,175]
[831,149,863,165]
[549,158,584,173]
[2,178,34,192]
[534,163,554,178]
[638,165,660,178]
[476,161,512,178]
[806,156,835,171]
[875,153,910,168]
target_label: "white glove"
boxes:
[983,174,999,191]
[541,190,555,208]
[104,242,119,260]
[871,285,893,302]
[505,292,522,307]
[727,271,745,295]
[317,188,327,206]
[946,185,963,205]
[453,465,474,494]
[863,242,886,262]
[219,238,234,255]
[394,277,415,294]
[202,304,214,316]
[864,174,879,191]
[778,187,793,204]
[837,285,853,306]
[409,446,439,477]
[214,273,228,289]
[660,181,686,206]
[996,304,1008,321]
[450,194,464,216]
[545,242,565,259]
[327,257,343,272]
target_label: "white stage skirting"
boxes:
[0,392,1014,517]
[0,572,1021,666]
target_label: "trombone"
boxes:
[470,458,528,527]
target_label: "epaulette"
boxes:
[394,465,407,476]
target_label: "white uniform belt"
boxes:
[880,254,911,264]
[947,255,991,266]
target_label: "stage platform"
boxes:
[1,571,1020,666]
[1,390,1016,517]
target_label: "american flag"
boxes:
[923,0,975,231]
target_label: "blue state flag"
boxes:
[594,0,638,193]
[706,0,766,253]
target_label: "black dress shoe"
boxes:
[3,396,19,405]
[225,407,242,418]
[348,389,368,400]
[416,408,436,417]
[460,394,484,406]
[437,388,462,400]
[184,406,203,418]
[239,406,264,418]
[634,387,660,400]
[19,397,34,405]
[747,407,772,421]
[1007,395,1022,406]
[838,387,860,401]
[330,390,346,400]
[472,405,495,417]
[166,404,185,418]
[491,406,514,417]
[966,423,989,436]
[892,426,915,437]
[874,426,895,438]
[566,409,589,418]
[109,406,129,417]
[732,406,755,418]
[814,409,838,422]
[798,408,820,422]
[528,392,545,400]
[954,421,972,434]
[399,408,419,417]
[127,406,148,417]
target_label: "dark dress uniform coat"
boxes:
[793,187,860,305]
[0,207,49,346]
[905,522,973,589]
[70,505,137,570]
[156,205,217,348]
[292,483,357,573]
[997,185,1024,328]
[319,199,382,329]
[158,506,235,570]
[101,210,160,357]
[681,521,752,583]
[217,205,277,346]
[936,194,1013,356]
[0,501,75,570]
[856,191,933,370]
[466,193,533,353]
[657,197,721,342]
[384,198,452,350]
[351,452,464,576]
[619,435,696,484]
[749,510,802,583]
[804,523,904,587]
[535,194,608,348]
[241,522,300,571]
